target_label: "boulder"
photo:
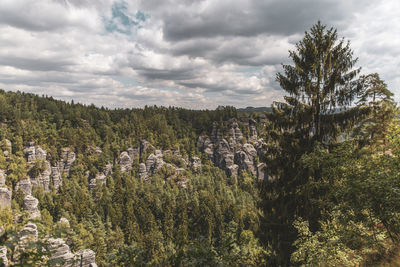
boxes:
[48,238,74,265]
[0,187,11,209]
[0,246,7,266]
[23,195,41,219]
[227,164,239,177]
[19,223,38,243]
[104,162,113,176]
[89,173,106,190]
[16,178,32,196]
[215,139,234,169]
[257,163,268,180]
[0,170,5,187]
[138,163,147,180]
[117,151,133,173]
[191,157,201,170]
[58,217,70,228]
[52,167,62,190]
[75,249,96,267]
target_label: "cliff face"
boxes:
[197,119,268,180]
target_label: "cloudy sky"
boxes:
[0,0,399,109]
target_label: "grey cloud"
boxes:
[0,56,73,72]
[159,0,370,41]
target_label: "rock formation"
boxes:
[19,223,38,243]
[0,170,11,209]
[75,249,97,267]
[23,195,41,219]
[197,118,268,179]
[16,177,32,196]
[48,238,75,265]
[0,246,7,266]
[117,151,133,173]
[190,157,202,170]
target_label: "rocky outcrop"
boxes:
[197,119,267,178]
[117,151,133,173]
[2,139,12,157]
[59,148,76,176]
[0,187,12,209]
[52,167,62,190]
[16,177,32,195]
[48,238,97,267]
[23,195,41,219]
[0,170,5,187]
[0,246,7,266]
[19,223,38,243]
[89,173,106,190]
[0,171,11,209]
[191,157,201,170]
[146,151,165,174]
[75,249,96,267]
[257,163,268,181]
[30,160,51,192]
[138,163,147,180]
[23,142,47,163]
[104,162,113,177]
[48,238,75,265]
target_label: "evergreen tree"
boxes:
[262,21,367,265]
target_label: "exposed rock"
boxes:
[23,195,41,219]
[140,140,152,157]
[191,157,201,170]
[52,167,62,190]
[48,238,74,265]
[257,163,268,180]
[16,178,32,195]
[138,163,147,180]
[117,151,133,173]
[234,143,257,175]
[89,173,106,190]
[145,152,165,175]
[215,139,234,169]
[19,223,38,243]
[103,162,113,176]
[75,249,96,267]
[227,164,239,177]
[0,170,5,187]
[0,246,7,266]
[197,135,214,161]
[228,119,243,146]
[3,139,12,153]
[23,144,47,163]
[0,187,11,209]
[249,119,258,142]
[57,148,76,176]
[58,217,70,228]
[30,160,51,192]
[211,122,223,142]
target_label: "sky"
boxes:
[0,0,399,109]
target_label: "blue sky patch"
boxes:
[104,1,149,35]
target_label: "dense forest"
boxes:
[1,22,400,266]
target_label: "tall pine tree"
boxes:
[261,21,367,265]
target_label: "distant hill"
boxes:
[237,106,272,114]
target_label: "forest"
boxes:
[0,22,400,266]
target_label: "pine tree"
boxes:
[262,21,367,265]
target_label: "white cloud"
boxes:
[0,0,398,109]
